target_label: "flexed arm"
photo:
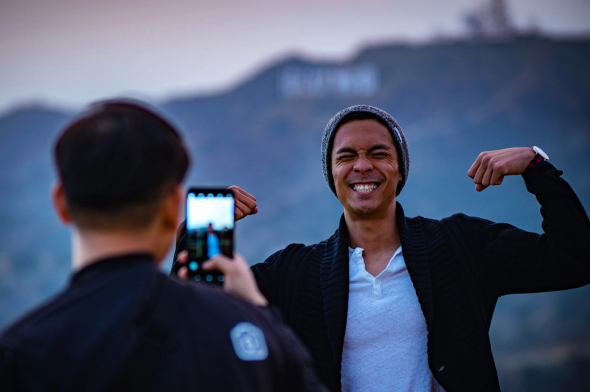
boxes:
[456,148,590,295]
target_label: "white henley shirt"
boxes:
[341,246,445,392]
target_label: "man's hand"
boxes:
[175,250,268,306]
[468,147,536,192]
[229,185,258,221]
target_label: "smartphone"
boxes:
[185,188,235,284]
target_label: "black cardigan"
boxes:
[250,161,590,392]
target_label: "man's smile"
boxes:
[350,182,381,194]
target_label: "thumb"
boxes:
[202,254,233,274]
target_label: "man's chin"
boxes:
[345,204,383,219]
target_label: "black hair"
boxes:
[54,100,190,230]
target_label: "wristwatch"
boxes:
[529,146,549,168]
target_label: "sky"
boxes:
[1,0,589,114]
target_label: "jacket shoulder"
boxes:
[0,288,70,348]
[254,237,330,275]
[252,238,331,306]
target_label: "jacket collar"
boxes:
[398,206,434,329]
[71,253,156,285]
[319,202,434,371]
[320,213,350,368]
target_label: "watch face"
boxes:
[533,146,549,160]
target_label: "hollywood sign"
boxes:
[278,64,380,99]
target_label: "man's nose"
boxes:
[353,154,373,172]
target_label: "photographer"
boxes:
[0,101,324,391]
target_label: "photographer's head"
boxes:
[51,100,190,266]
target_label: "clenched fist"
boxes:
[229,185,258,221]
[468,147,536,192]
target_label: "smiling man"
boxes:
[249,105,590,392]
[171,105,590,391]
[326,110,437,391]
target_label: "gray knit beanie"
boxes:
[321,105,409,197]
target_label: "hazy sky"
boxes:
[1,0,589,113]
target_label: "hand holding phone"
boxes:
[175,251,268,306]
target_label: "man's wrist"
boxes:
[528,154,545,168]
[528,146,549,168]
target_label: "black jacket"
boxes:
[0,254,324,391]
[249,161,590,391]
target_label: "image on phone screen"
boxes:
[186,189,234,284]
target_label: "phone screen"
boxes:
[186,189,234,284]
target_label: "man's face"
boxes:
[331,119,402,219]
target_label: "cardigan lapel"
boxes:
[320,214,350,370]
[397,203,435,329]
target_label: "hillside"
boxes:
[1,36,589,391]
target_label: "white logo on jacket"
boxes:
[230,322,268,361]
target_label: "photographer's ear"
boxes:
[161,185,184,231]
[51,181,73,226]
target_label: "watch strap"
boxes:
[529,153,546,168]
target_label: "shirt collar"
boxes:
[348,246,404,281]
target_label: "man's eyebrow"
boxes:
[335,147,357,155]
[367,144,392,152]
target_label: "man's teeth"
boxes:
[353,184,377,193]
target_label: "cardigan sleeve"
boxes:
[251,248,284,305]
[169,221,187,278]
[251,243,310,307]
[454,161,590,296]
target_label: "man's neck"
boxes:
[345,202,401,276]
[71,228,161,271]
